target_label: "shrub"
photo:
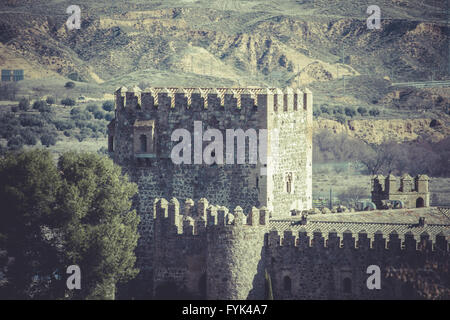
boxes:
[102,101,114,112]
[32,100,46,110]
[344,107,356,117]
[18,98,30,111]
[333,106,343,114]
[104,113,114,121]
[21,128,37,145]
[67,72,81,81]
[335,115,346,125]
[19,114,45,127]
[65,81,75,89]
[7,135,24,150]
[61,98,76,106]
[40,133,56,147]
[320,104,329,114]
[11,106,18,113]
[93,110,105,120]
[53,120,75,131]
[357,107,367,116]
[313,109,321,118]
[70,107,81,116]
[369,108,380,117]
[46,96,55,105]
[38,104,51,113]
[87,104,100,113]
[72,111,92,121]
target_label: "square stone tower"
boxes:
[108,86,313,285]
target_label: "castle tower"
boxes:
[108,86,313,286]
[385,174,396,194]
[400,173,413,192]
[415,174,429,193]
[206,206,269,299]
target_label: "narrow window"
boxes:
[283,94,288,111]
[303,93,307,110]
[286,173,293,194]
[293,93,298,110]
[108,136,114,152]
[273,94,278,111]
[140,134,147,153]
[283,276,291,293]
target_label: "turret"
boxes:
[385,174,396,194]
[400,173,413,192]
[415,174,429,193]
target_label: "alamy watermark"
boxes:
[66,5,81,30]
[66,265,81,290]
[171,121,278,175]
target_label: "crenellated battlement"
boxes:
[114,86,311,113]
[267,228,448,253]
[153,197,270,236]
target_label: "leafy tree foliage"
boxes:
[0,150,140,299]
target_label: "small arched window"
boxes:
[140,134,147,153]
[343,277,352,294]
[283,276,291,293]
[286,173,293,194]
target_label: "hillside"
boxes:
[0,0,448,156]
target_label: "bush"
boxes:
[65,81,75,89]
[87,104,100,113]
[61,98,76,106]
[357,107,367,116]
[19,114,45,127]
[11,106,18,113]
[38,104,52,113]
[7,135,24,149]
[369,108,380,117]
[20,128,37,145]
[40,133,56,147]
[67,72,81,82]
[32,100,46,110]
[70,107,81,116]
[102,101,114,112]
[53,120,75,131]
[72,110,92,121]
[46,96,55,105]
[344,107,356,118]
[320,104,329,114]
[335,115,346,125]
[333,106,343,115]
[93,110,105,120]
[104,113,114,121]
[18,98,30,111]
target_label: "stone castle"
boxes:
[371,174,430,209]
[108,87,449,300]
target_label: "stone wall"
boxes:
[266,229,449,299]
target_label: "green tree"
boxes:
[102,101,114,112]
[65,81,75,89]
[46,96,55,105]
[357,106,367,116]
[0,151,140,299]
[61,98,76,106]
[18,98,29,111]
[369,108,380,117]
[56,152,139,299]
[344,107,356,118]
[0,150,62,299]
